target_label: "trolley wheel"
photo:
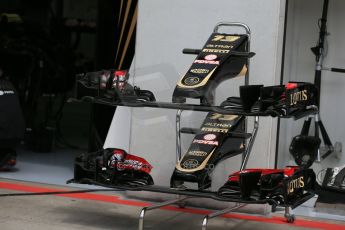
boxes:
[285,214,295,223]
[177,201,186,209]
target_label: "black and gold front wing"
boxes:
[219,168,316,206]
[280,169,316,206]
[172,33,248,104]
[171,111,245,190]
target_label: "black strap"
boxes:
[300,118,311,136]
[331,68,345,73]
[334,167,345,187]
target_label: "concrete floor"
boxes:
[1,179,345,230]
[1,149,345,229]
[0,148,82,186]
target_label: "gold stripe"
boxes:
[175,148,216,173]
[118,0,124,26]
[118,4,137,69]
[115,0,132,65]
[177,67,217,88]
[176,64,247,89]
[236,64,247,78]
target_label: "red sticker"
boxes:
[204,54,217,60]
[204,134,216,141]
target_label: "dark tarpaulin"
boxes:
[89,0,138,152]
[0,80,25,149]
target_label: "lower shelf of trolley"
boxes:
[93,98,318,119]
[68,179,314,210]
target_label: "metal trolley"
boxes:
[137,23,276,230]
[76,22,318,229]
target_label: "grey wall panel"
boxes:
[278,0,345,175]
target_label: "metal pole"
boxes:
[176,109,183,162]
[299,0,334,161]
[314,113,322,162]
[314,0,329,105]
[138,197,189,230]
[201,204,246,230]
[240,116,259,171]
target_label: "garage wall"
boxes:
[278,0,345,174]
[109,0,287,208]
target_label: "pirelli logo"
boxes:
[201,127,229,133]
[202,48,230,54]
[287,176,305,194]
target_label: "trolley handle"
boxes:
[182,48,201,55]
[213,22,251,35]
[182,48,255,58]
[331,68,345,74]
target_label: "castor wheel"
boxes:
[271,204,277,213]
[177,201,186,208]
[284,206,295,223]
[285,214,295,223]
